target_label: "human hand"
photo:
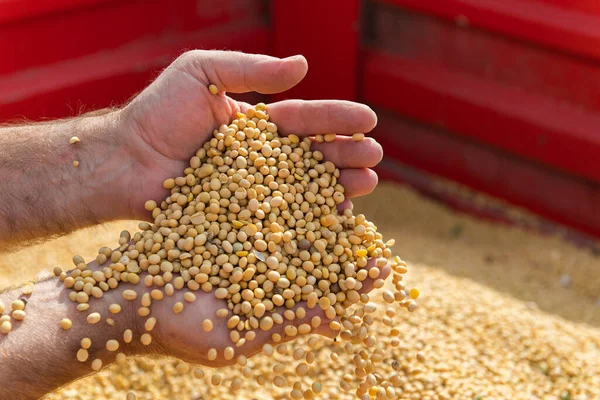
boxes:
[118,50,383,220]
[135,259,390,367]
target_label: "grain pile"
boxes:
[41,104,412,397]
[3,179,600,398]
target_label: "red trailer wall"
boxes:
[360,0,600,238]
[0,0,268,121]
[3,0,600,239]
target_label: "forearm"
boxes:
[0,110,133,247]
[0,275,139,400]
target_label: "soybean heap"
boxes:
[61,102,417,398]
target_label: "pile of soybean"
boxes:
[4,180,600,399]
[56,104,417,398]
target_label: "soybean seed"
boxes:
[224,346,235,360]
[144,200,157,211]
[193,368,205,378]
[21,283,34,295]
[11,300,24,311]
[77,349,89,362]
[87,312,101,324]
[202,319,213,332]
[207,348,217,361]
[324,133,336,142]
[140,333,152,345]
[176,363,190,374]
[183,292,196,303]
[109,304,121,314]
[91,359,103,371]
[106,340,120,352]
[211,373,222,386]
[12,310,25,320]
[173,302,184,314]
[0,321,12,334]
[122,290,137,301]
[145,317,157,332]
[60,318,72,330]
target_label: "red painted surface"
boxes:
[0,0,115,24]
[362,49,600,184]
[0,24,268,120]
[359,1,600,239]
[0,0,268,122]
[4,0,600,240]
[372,114,600,238]
[368,4,600,113]
[271,0,359,101]
[0,0,266,75]
[382,0,600,61]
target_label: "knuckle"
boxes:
[174,50,205,69]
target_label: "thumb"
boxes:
[176,50,308,94]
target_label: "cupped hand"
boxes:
[145,260,390,367]
[118,50,382,220]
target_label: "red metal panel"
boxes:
[361,1,600,237]
[541,0,600,14]
[271,0,359,101]
[0,23,268,121]
[368,4,600,113]
[0,0,267,75]
[0,0,115,24]
[362,49,600,184]
[373,114,600,238]
[380,0,600,62]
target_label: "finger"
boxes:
[339,168,379,197]
[178,50,308,94]
[312,137,383,168]
[261,100,378,136]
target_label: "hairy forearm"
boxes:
[0,111,134,248]
[0,275,139,400]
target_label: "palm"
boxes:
[150,290,318,367]
[149,261,388,368]
[119,50,382,221]
[121,62,241,218]
[130,65,238,160]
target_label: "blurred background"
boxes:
[3,2,600,399]
[2,0,600,242]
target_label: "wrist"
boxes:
[71,110,139,222]
[0,276,142,399]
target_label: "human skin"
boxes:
[0,50,382,250]
[0,259,389,400]
[0,50,385,399]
